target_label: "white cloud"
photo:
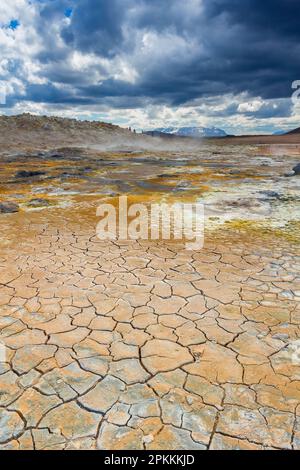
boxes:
[238,99,264,113]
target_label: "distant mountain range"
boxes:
[273,130,285,135]
[148,126,228,138]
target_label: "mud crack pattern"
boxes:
[0,223,299,450]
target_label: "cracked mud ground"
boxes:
[0,145,300,451]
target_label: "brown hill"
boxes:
[286,126,300,135]
[0,113,120,132]
[0,113,133,152]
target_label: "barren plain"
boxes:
[0,115,299,450]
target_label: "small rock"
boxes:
[258,190,281,200]
[15,170,46,179]
[0,202,19,213]
[27,198,51,208]
[186,396,194,405]
[293,163,300,175]
[142,434,154,444]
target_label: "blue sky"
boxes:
[0,0,299,134]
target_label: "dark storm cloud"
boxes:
[3,0,300,119]
[206,0,300,37]
[201,0,300,99]
[60,0,131,58]
[72,0,298,101]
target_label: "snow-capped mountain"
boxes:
[154,126,227,138]
[273,130,286,135]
